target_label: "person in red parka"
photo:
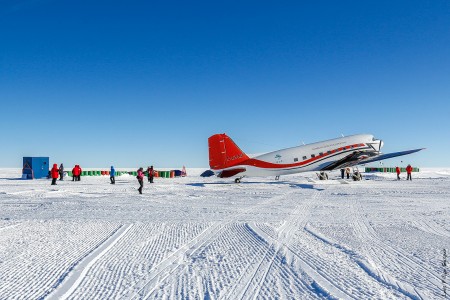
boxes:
[51,164,59,185]
[72,165,82,181]
[395,166,401,180]
[406,164,413,181]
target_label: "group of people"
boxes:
[396,164,413,180]
[50,163,155,193]
[50,164,83,185]
[338,164,414,181]
[340,167,360,180]
[136,166,154,194]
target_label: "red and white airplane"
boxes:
[208,133,424,182]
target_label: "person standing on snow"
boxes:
[72,165,82,181]
[72,165,77,181]
[59,163,64,181]
[110,166,116,184]
[340,168,345,179]
[406,164,413,181]
[51,164,59,185]
[137,167,144,194]
[77,165,82,181]
[395,166,401,180]
[345,167,351,179]
[147,166,154,183]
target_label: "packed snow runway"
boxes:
[0,168,449,299]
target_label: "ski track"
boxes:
[0,221,121,299]
[249,189,358,300]
[48,223,133,300]
[349,189,443,299]
[139,190,302,299]
[237,190,319,300]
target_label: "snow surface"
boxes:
[0,168,449,299]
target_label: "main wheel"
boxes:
[235,178,241,183]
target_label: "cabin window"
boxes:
[311,154,315,158]
[303,156,307,160]
[294,158,298,162]
[327,151,332,154]
[351,145,354,149]
[319,152,323,156]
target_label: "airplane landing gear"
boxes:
[275,175,280,181]
[235,178,241,183]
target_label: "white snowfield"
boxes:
[0,168,449,299]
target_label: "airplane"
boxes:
[208,133,424,183]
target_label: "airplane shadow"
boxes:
[288,183,325,191]
[187,181,325,191]
[186,182,231,187]
[187,181,294,187]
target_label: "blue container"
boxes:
[22,157,50,179]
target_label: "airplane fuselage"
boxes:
[216,134,382,178]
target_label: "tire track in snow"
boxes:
[132,189,302,299]
[412,219,450,240]
[351,195,441,299]
[0,222,21,232]
[228,188,355,300]
[126,223,226,299]
[233,194,312,300]
[250,191,354,299]
[47,223,133,300]
[221,190,313,300]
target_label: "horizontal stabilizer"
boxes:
[218,168,246,178]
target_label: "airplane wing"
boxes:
[321,148,425,171]
[357,148,425,165]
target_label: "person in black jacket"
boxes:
[147,166,154,183]
[59,163,64,181]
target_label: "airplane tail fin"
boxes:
[208,133,250,170]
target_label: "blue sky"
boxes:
[1,0,449,168]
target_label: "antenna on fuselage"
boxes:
[301,140,305,145]
[341,133,345,137]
